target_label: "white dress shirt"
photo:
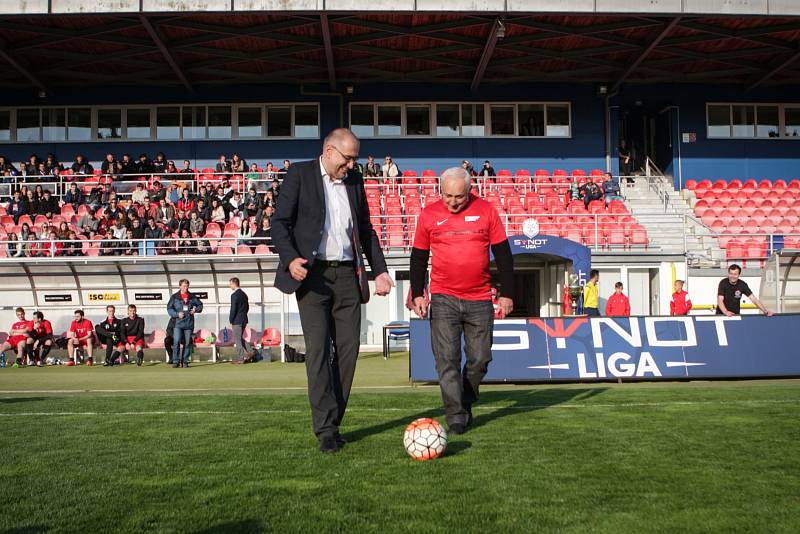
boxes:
[318,157,354,261]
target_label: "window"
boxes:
[42,108,66,142]
[406,105,430,136]
[97,109,121,139]
[377,105,401,136]
[126,108,151,139]
[208,106,231,139]
[756,106,779,138]
[546,104,570,137]
[182,106,206,140]
[350,105,374,138]
[785,107,800,137]
[0,110,9,141]
[237,107,262,138]
[157,107,180,140]
[16,109,40,142]
[707,105,731,138]
[490,105,514,136]
[517,104,544,137]
[436,104,459,137]
[732,105,754,138]
[67,108,91,141]
[294,105,319,138]
[461,104,484,136]
[267,106,291,137]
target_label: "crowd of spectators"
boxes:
[1,151,284,258]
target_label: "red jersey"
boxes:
[670,290,692,316]
[69,319,93,339]
[32,320,53,337]
[413,194,507,301]
[10,320,32,335]
[606,293,631,317]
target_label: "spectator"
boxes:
[35,162,49,178]
[197,185,213,208]
[245,163,261,184]
[63,231,83,257]
[163,161,180,180]
[231,153,247,173]
[255,205,274,228]
[37,190,58,218]
[25,189,39,215]
[76,207,99,236]
[238,219,253,248]
[6,232,22,257]
[605,282,631,317]
[618,139,632,180]
[227,191,243,217]
[159,229,177,256]
[568,177,581,201]
[280,159,290,174]
[218,179,234,198]
[382,155,400,178]
[84,182,104,211]
[131,182,149,205]
[670,280,692,316]
[263,190,276,210]
[23,233,38,258]
[150,181,166,204]
[243,187,261,217]
[157,198,175,225]
[105,198,122,221]
[717,264,773,316]
[215,154,231,174]
[0,155,19,176]
[479,160,495,178]
[44,154,62,173]
[252,216,274,252]
[144,218,163,256]
[195,199,209,222]
[269,179,280,202]
[40,231,62,258]
[180,160,195,175]
[188,211,204,235]
[130,217,145,256]
[461,160,477,176]
[135,153,153,174]
[265,161,274,176]
[101,153,117,176]
[580,180,602,210]
[71,154,93,175]
[37,221,52,240]
[8,190,29,224]
[583,269,600,316]
[57,221,70,240]
[24,154,39,175]
[364,155,380,177]
[177,228,193,254]
[602,173,623,205]
[210,199,226,224]
[166,183,180,205]
[152,152,167,174]
[173,209,191,235]
[119,154,135,175]
[177,189,195,213]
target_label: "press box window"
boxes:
[16,109,40,142]
[208,106,231,139]
[157,107,181,140]
[267,106,291,137]
[350,105,375,138]
[294,105,319,138]
[126,109,151,139]
[238,107,262,138]
[97,109,122,139]
[42,108,66,142]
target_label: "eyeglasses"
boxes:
[331,145,358,164]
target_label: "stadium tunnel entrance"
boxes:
[491,253,570,318]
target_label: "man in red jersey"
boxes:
[26,311,54,365]
[2,307,32,367]
[670,280,693,316]
[67,309,94,364]
[410,167,514,435]
[605,282,631,317]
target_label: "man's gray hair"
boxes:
[440,166,471,188]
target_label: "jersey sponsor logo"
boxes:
[464,216,480,222]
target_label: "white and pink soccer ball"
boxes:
[403,418,448,461]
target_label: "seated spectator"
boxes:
[197,185,213,208]
[245,163,261,185]
[364,155,380,177]
[158,229,178,255]
[24,154,40,175]
[40,231,63,258]
[6,232,23,257]
[0,155,19,176]
[122,229,138,256]
[111,219,127,242]
[215,154,231,174]
[195,199,209,222]
[218,180,233,198]
[280,159,290,174]
[71,154,93,175]
[37,221,52,240]
[210,199,226,224]
[57,221,70,240]
[179,160,195,175]
[143,218,162,256]
[231,153,247,173]
[8,190,29,224]
[227,191,243,217]
[253,216,274,253]
[580,180,602,209]
[602,173,623,205]
[23,233,38,257]
[150,181,166,204]
[382,156,399,178]
[84,182,105,211]
[238,219,253,247]
[262,190,276,211]
[62,231,83,257]
[135,153,153,174]
[138,198,158,221]
[569,177,582,201]
[462,160,477,176]
[479,160,495,178]
[35,162,49,178]
[163,161,180,180]
[37,190,58,218]
[96,211,115,237]
[119,153,135,175]
[605,282,631,317]
[76,207,99,236]
[177,189,195,213]
[99,230,118,256]
[25,189,39,215]
[243,187,261,217]
[165,183,180,205]
[269,179,280,202]
[189,211,204,236]
[131,182,149,205]
[156,198,175,225]
[255,205,274,228]
[130,217,145,255]
[101,153,117,176]
[152,152,167,174]
[177,228,193,254]
[172,209,190,235]
[44,154,62,174]
[64,183,84,210]
[105,198,123,221]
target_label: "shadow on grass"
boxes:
[347,387,607,448]
[0,526,50,534]
[191,519,264,534]
[0,397,49,404]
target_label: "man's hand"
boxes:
[374,272,395,296]
[724,310,735,317]
[412,296,428,319]
[765,310,774,317]
[178,312,185,320]
[497,297,514,319]
[289,257,308,281]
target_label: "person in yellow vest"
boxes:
[583,269,600,316]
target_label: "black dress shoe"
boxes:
[449,423,466,435]
[319,436,338,453]
[335,434,346,448]
[466,408,473,427]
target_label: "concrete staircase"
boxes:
[623,178,724,267]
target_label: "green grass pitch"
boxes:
[1,353,798,533]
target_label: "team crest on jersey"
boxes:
[464,216,480,222]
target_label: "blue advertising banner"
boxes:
[410,315,800,382]
[499,232,592,285]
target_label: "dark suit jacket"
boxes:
[229,288,249,326]
[271,158,388,297]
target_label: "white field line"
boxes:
[0,385,419,394]
[0,399,797,417]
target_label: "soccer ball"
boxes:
[403,418,447,461]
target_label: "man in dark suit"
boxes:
[271,128,395,453]
[229,277,257,363]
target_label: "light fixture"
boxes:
[598,85,608,95]
[496,20,506,40]
[37,90,47,99]
[345,85,354,95]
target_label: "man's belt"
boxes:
[315,259,354,268]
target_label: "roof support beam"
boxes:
[320,14,336,91]
[612,17,681,92]
[139,15,192,92]
[471,19,502,93]
[0,41,46,92]
[747,48,800,91]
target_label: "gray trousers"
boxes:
[232,324,252,360]
[430,293,494,427]
[296,262,361,439]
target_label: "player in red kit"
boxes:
[605,282,631,317]
[67,309,94,364]
[26,311,54,366]
[2,307,32,367]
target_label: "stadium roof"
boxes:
[3,12,800,92]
